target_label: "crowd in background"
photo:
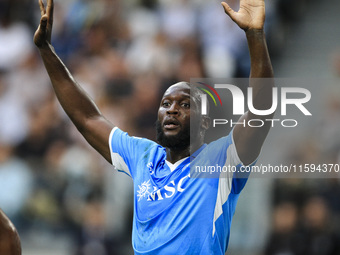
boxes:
[1,0,340,254]
[265,91,340,255]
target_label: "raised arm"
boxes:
[34,0,113,162]
[222,0,274,165]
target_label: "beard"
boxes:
[155,120,191,150]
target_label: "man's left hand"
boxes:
[221,0,265,31]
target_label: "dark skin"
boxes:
[157,82,210,163]
[34,0,273,165]
[0,209,21,255]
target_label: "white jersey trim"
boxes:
[212,130,243,236]
[165,157,189,172]
[108,127,131,177]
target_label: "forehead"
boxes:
[162,82,201,101]
[162,83,190,98]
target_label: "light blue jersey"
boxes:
[109,127,253,254]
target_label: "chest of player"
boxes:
[134,163,219,222]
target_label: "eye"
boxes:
[162,101,171,107]
[181,102,190,108]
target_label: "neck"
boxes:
[166,140,203,164]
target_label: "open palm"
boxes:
[222,0,265,31]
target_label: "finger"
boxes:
[39,0,46,16]
[221,2,236,19]
[35,15,47,45]
[46,0,54,25]
[40,14,48,31]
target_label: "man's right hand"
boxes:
[34,0,53,48]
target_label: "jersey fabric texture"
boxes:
[109,127,254,255]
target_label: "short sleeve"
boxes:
[108,127,156,179]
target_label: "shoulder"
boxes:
[110,127,158,149]
[205,130,234,151]
[203,129,243,166]
[0,210,21,255]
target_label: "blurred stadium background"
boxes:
[1,0,340,254]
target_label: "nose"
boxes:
[167,103,179,115]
